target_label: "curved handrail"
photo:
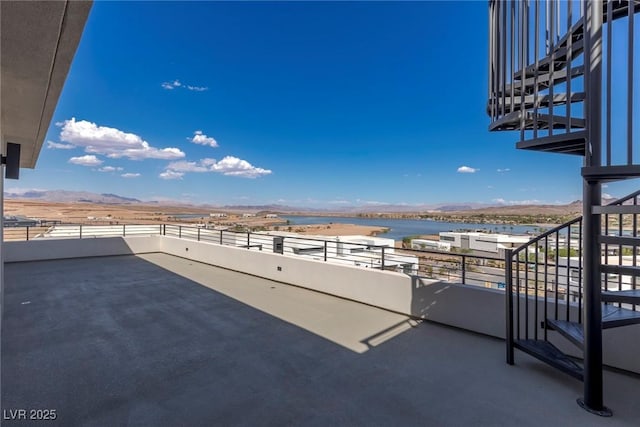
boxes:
[607,189,640,206]
[510,189,640,256]
[511,216,582,256]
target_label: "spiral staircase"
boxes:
[488,0,640,416]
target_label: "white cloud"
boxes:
[163,156,272,179]
[511,199,542,205]
[492,198,543,205]
[59,118,185,160]
[602,193,614,199]
[187,85,208,92]
[211,156,271,178]
[159,170,184,180]
[68,155,103,167]
[121,173,141,178]
[189,131,218,147]
[98,166,123,172]
[497,168,511,173]
[164,160,210,173]
[161,79,207,92]
[47,141,75,150]
[457,166,478,173]
[161,80,182,90]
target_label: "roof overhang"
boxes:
[1,0,92,169]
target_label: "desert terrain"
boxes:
[4,199,385,237]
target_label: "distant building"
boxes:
[410,239,451,252]
[265,214,278,218]
[242,213,256,218]
[439,231,531,258]
[251,231,419,275]
[558,255,638,299]
[209,213,227,218]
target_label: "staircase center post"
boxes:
[580,0,609,416]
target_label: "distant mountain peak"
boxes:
[4,190,141,204]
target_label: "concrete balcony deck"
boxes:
[3,253,640,426]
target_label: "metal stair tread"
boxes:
[604,1,640,23]
[492,92,586,115]
[514,339,583,381]
[601,289,640,305]
[489,111,585,132]
[515,39,584,79]
[582,165,640,182]
[546,319,584,349]
[601,264,640,277]
[516,131,586,155]
[501,66,585,97]
[600,235,640,246]
[512,1,639,79]
[601,304,640,329]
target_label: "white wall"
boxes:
[439,232,461,247]
[411,239,450,251]
[469,235,499,253]
[159,236,415,316]
[4,235,161,262]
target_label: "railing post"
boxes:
[26,226,29,241]
[381,246,385,270]
[247,232,250,248]
[505,249,514,365]
[79,224,82,239]
[179,226,182,239]
[324,241,328,261]
[220,230,223,245]
[123,224,126,237]
[197,228,201,241]
[461,255,466,283]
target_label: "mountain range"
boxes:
[4,190,141,204]
[3,189,612,215]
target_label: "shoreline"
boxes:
[4,200,563,241]
[274,223,388,237]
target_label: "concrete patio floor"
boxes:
[2,253,639,426]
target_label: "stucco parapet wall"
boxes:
[3,235,162,262]
[159,235,416,316]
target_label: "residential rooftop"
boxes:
[3,252,640,426]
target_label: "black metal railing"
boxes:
[506,216,583,354]
[601,189,640,312]
[506,189,640,361]
[5,223,508,287]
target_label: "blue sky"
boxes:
[8,1,636,207]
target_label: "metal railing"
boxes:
[5,223,508,287]
[506,216,583,349]
[488,0,639,162]
[506,190,640,360]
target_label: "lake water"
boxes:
[281,215,542,240]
